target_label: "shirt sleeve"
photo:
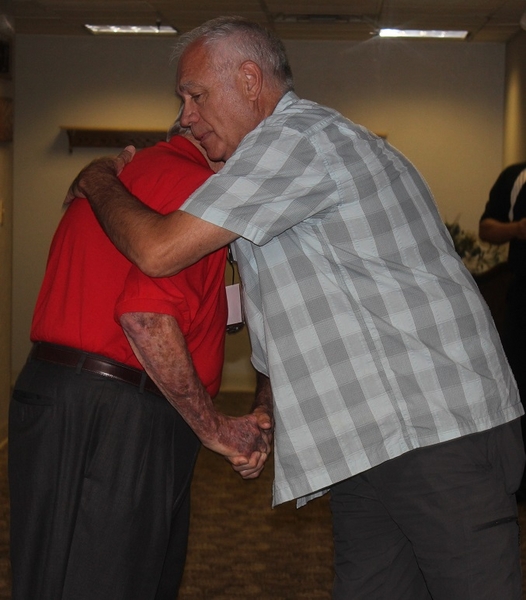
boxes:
[180,123,338,246]
[115,267,191,334]
[114,248,228,397]
[480,167,515,223]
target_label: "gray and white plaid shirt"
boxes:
[182,92,523,507]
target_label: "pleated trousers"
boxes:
[9,356,200,600]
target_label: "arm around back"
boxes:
[66,147,238,277]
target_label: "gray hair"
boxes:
[172,16,294,94]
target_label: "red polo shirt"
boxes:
[31,136,227,396]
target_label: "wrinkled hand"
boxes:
[227,407,274,480]
[210,410,274,480]
[64,145,136,205]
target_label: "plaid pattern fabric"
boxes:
[182,93,523,506]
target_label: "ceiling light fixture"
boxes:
[379,28,468,39]
[273,13,376,26]
[84,24,178,35]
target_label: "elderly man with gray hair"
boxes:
[67,17,524,600]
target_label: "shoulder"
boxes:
[118,139,213,212]
[496,162,526,185]
[262,93,349,138]
[121,146,211,185]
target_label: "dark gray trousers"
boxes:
[330,419,525,600]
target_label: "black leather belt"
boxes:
[31,342,163,397]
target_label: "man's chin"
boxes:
[205,150,226,163]
[201,141,226,163]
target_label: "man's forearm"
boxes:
[66,148,187,276]
[479,218,526,244]
[121,311,222,442]
[91,179,160,267]
[66,148,239,277]
[69,153,174,274]
[120,311,270,458]
[253,371,273,415]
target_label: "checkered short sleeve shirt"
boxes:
[182,92,523,507]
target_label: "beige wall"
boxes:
[286,39,505,233]
[10,34,509,397]
[504,30,526,166]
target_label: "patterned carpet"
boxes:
[1,393,526,599]
[179,392,334,599]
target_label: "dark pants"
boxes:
[9,357,200,600]
[330,419,525,600]
[501,278,526,459]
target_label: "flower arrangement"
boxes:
[444,220,506,274]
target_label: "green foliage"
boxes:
[445,221,505,274]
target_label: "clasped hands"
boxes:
[215,406,274,480]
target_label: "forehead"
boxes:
[176,41,214,92]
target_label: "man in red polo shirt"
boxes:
[8,127,272,600]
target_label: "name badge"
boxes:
[226,283,244,334]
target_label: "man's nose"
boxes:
[180,103,197,126]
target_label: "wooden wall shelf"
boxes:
[61,126,167,153]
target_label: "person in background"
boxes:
[9,123,272,600]
[479,161,526,497]
[66,17,524,600]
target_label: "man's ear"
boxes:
[240,60,263,100]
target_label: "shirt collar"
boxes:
[274,91,299,114]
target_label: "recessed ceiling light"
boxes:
[84,24,178,35]
[379,28,468,39]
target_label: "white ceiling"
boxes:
[1,0,526,43]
